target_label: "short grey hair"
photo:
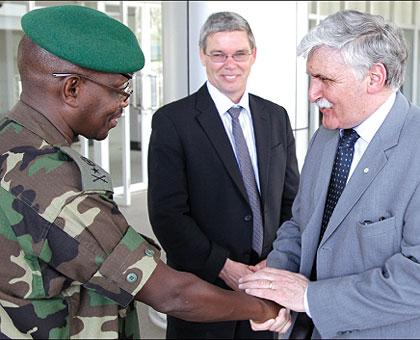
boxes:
[199,11,256,52]
[297,10,408,89]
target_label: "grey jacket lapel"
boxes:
[320,92,409,246]
[315,130,339,205]
[300,129,338,273]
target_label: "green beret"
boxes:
[21,5,144,73]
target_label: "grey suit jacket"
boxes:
[268,92,420,338]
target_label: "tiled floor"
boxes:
[119,190,166,339]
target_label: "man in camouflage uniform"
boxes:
[0,5,288,339]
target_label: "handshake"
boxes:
[221,258,309,333]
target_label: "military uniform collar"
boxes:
[7,100,71,146]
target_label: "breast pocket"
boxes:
[356,216,398,269]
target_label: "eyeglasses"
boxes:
[205,50,253,63]
[52,73,133,101]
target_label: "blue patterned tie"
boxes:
[228,106,263,255]
[319,128,359,242]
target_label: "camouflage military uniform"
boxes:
[0,101,160,339]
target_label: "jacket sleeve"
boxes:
[267,128,321,272]
[147,110,229,283]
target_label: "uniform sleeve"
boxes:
[45,193,160,307]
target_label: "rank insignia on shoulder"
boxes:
[58,146,113,193]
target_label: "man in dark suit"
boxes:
[148,11,299,339]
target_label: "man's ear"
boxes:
[367,63,387,94]
[199,49,207,66]
[62,76,82,107]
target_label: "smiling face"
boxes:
[75,73,129,140]
[200,30,256,103]
[307,46,372,130]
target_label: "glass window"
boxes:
[0,29,22,116]
[309,1,317,15]
[319,1,342,15]
[370,1,391,20]
[309,19,317,30]
[0,1,26,117]
[107,2,163,188]
[393,1,414,26]
[343,1,366,12]
[416,1,420,24]
[401,29,414,101]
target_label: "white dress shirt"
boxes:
[304,91,397,317]
[206,81,261,191]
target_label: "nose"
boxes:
[223,55,237,68]
[308,78,323,103]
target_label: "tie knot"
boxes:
[340,128,359,147]
[228,106,242,120]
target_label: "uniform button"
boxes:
[145,248,155,257]
[126,272,138,283]
[244,215,252,222]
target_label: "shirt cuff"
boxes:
[304,285,312,318]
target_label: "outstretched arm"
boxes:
[136,260,280,323]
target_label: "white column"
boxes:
[161,1,189,103]
[295,1,310,170]
[119,0,131,206]
[93,1,110,172]
[149,2,191,329]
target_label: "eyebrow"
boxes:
[309,72,334,80]
[209,49,250,53]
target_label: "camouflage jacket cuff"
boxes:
[84,227,160,307]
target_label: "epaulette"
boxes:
[58,146,113,193]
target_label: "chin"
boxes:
[95,133,109,141]
[84,131,108,141]
[322,118,340,130]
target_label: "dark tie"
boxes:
[228,106,263,255]
[319,128,360,242]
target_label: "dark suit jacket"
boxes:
[147,84,299,338]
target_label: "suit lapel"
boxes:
[320,145,388,246]
[249,95,269,206]
[300,129,338,272]
[315,130,339,206]
[319,92,410,246]
[195,85,249,201]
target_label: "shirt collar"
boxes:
[206,81,251,117]
[7,100,71,146]
[346,91,396,143]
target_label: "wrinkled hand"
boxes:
[251,308,292,333]
[248,259,267,272]
[219,258,253,291]
[239,268,308,312]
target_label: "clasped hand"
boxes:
[239,268,309,333]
